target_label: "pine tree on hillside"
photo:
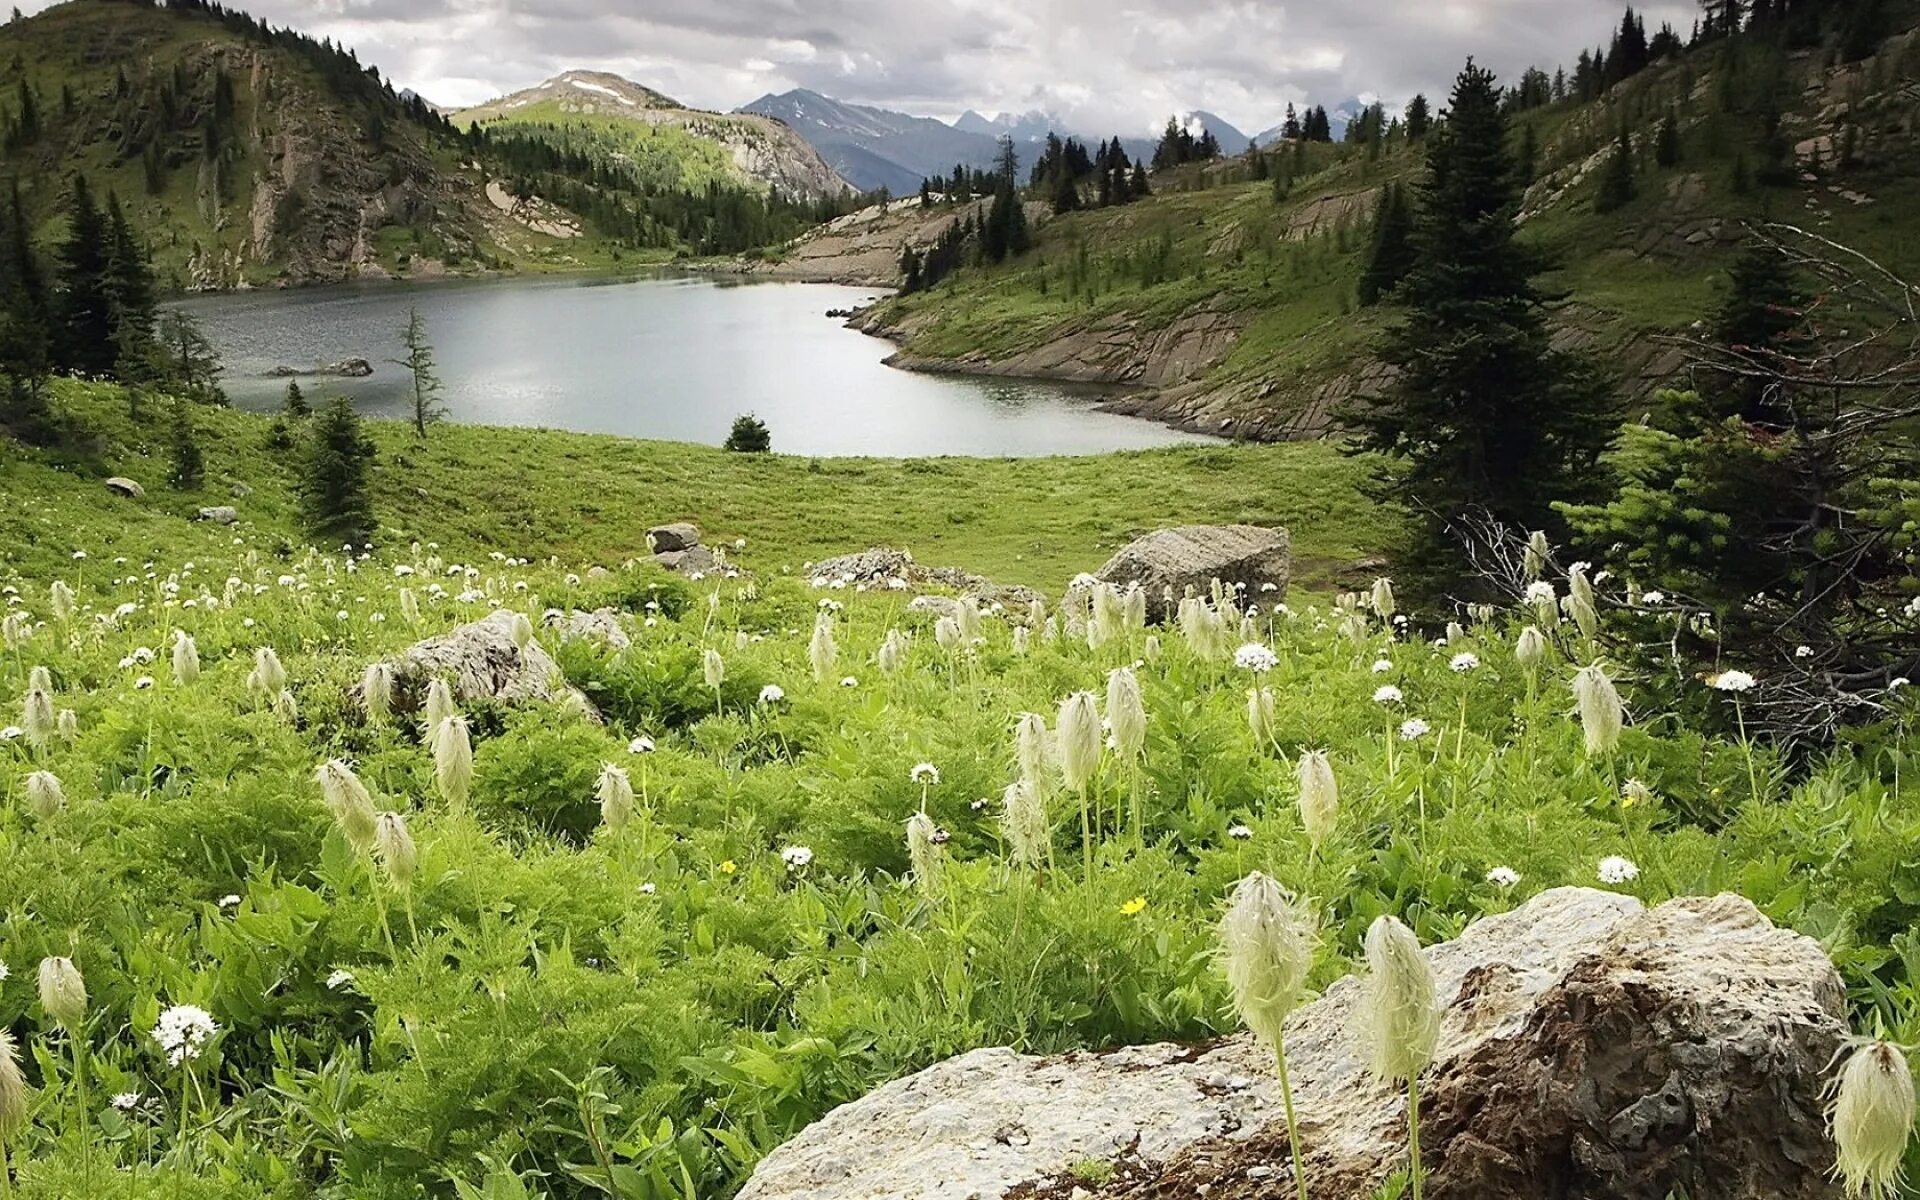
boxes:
[1593,124,1635,212]
[391,307,444,439]
[0,179,50,389]
[1655,107,1681,166]
[168,401,205,490]
[1130,161,1150,197]
[1346,60,1615,601]
[54,174,115,377]
[284,378,310,417]
[1710,238,1807,423]
[1358,183,1415,306]
[1405,94,1431,140]
[104,192,158,376]
[301,397,378,544]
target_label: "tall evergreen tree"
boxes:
[103,192,157,376]
[391,307,444,438]
[1405,94,1431,140]
[1358,183,1415,306]
[1346,60,1615,600]
[1593,123,1635,212]
[167,401,205,489]
[1710,238,1807,423]
[301,397,378,544]
[54,174,115,377]
[1654,107,1681,166]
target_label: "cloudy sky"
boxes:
[24,0,1695,135]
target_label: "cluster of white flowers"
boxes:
[1597,855,1640,885]
[1709,670,1757,693]
[1398,718,1430,741]
[758,684,785,705]
[909,762,941,785]
[1449,652,1480,673]
[1485,866,1521,888]
[780,845,814,871]
[1373,685,1403,705]
[1233,643,1278,673]
[152,1004,219,1067]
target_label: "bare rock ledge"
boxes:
[737,888,1844,1200]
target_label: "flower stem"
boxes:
[1407,1075,1423,1200]
[1274,1043,1309,1200]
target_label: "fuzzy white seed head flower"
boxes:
[152,1004,218,1068]
[1359,915,1440,1084]
[1572,663,1624,757]
[1524,530,1550,580]
[956,598,985,644]
[703,649,725,691]
[0,1029,26,1143]
[1056,691,1103,792]
[1373,684,1404,705]
[398,587,420,626]
[1218,873,1316,1052]
[1296,751,1338,849]
[1486,866,1521,888]
[1234,642,1278,673]
[247,646,287,697]
[419,678,458,736]
[877,628,908,674]
[49,580,75,623]
[432,715,473,808]
[1515,626,1547,673]
[317,760,379,854]
[1105,668,1147,762]
[509,611,535,653]
[360,662,394,725]
[1621,778,1656,808]
[1449,651,1480,673]
[905,811,943,893]
[1247,687,1277,746]
[1001,778,1050,870]
[1014,712,1052,788]
[596,762,635,833]
[1597,855,1640,885]
[24,770,64,820]
[1827,1040,1915,1199]
[56,707,77,744]
[38,956,87,1029]
[1398,718,1431,741]
[809,613,838,683]
[758,683,785,705]
[373,812,417,890]
[1709,669,1757,693]
[1369,577,1396,621]
[171,631,200,686]
[21,686,54,750]
[909,762,940,786]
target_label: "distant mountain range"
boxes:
[740,89,1306,193]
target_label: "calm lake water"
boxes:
[174,274,1214,457]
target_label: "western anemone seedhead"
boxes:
[172,630,200,686]
[1001,778,1050,870]
[1012,625,1030,655]
[27,666,52,695]
[432,715,473,808]
[1524,530,1551,580]
[703,648,725,690]
[21,686,54,750]
[249,647,287,696]
[1246,687,1276,745]
[809,613,838,682]
[905,810,943,893]
[0,1027,27,1143]
[1370,577,1396,621]
[49,580,75,623]
[316,760,379,854]
[273,687,300,722]
[25,770,64,820]
[933,615,961,651]
[1056,690,1102,792]
[423,677,458,735]
[1123,586,1147,632]
[597,762,635,833]
[56,707,78,744]
[1828,1040,1915,1200]
[37,956,87,1029]
[1296,750,1338,849]
[1014,712,1052,789]
[360,662,394,724]
[398,586,420,626]
[509,611,535,653]
[1563,590,1599,641]
[1106,667,1146,762]
[1572,663,1624,757]
[1219,872,1316,1051]
[1360,915,1440,1084]
[1515,626,1547,673]
[957,598,984,644]
[374,812,418,890]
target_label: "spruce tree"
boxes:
[167,401,204,489]
[284,379,310,417]
[390,307,444,438]
[1347,60,1615,600]
[301,397,377,544]
[54,174,115,377]
[1654,107,1681,166]
[1405,94,1431,140]
[1130,162,1149,197]
[103,192,157,376]
[1711,238,1806,422]
[1358,183,1415,306]
[1593,124,1634,212]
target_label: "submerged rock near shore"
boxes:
[737,888,1846,1200]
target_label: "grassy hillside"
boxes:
[0,382,1915,1199]
[856,15,1920,439]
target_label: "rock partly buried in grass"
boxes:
[381,609,598,720]
[735,888,1845,1200]
[646,523,702,554]
[104,476,145,499]
[542,607,631,651]
[195,506,239,525]
[1088,524,1289,623]
[813,547,1045,614]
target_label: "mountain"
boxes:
[741,89,1004,193]
[846,11,1920,442]
[453,71,851,201]
[1253,98,1368,146]
[1181,110,1253,152]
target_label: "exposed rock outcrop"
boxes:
[195,506,239,525]
[812,547,1043,613]
[542,607,631,650]
[383,609,596,719]
[738,889,1846,1200]
[1088,525,1289,622]
[104,477,145,499]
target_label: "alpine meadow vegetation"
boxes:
[0,382,1916,1199]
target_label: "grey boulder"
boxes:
[381,609,597,720]
[1089,524,1290,622]
[104,476,145,499]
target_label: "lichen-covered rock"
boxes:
[383,609,596,719]
[1089,525,1289,622]
[736,889,1845,1200]
[195,506,239,525]
[542,607,631,650]
[654,545,717,576]
[646,523,702,554]
[813,547,1044,615]
[104,477,145,499]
